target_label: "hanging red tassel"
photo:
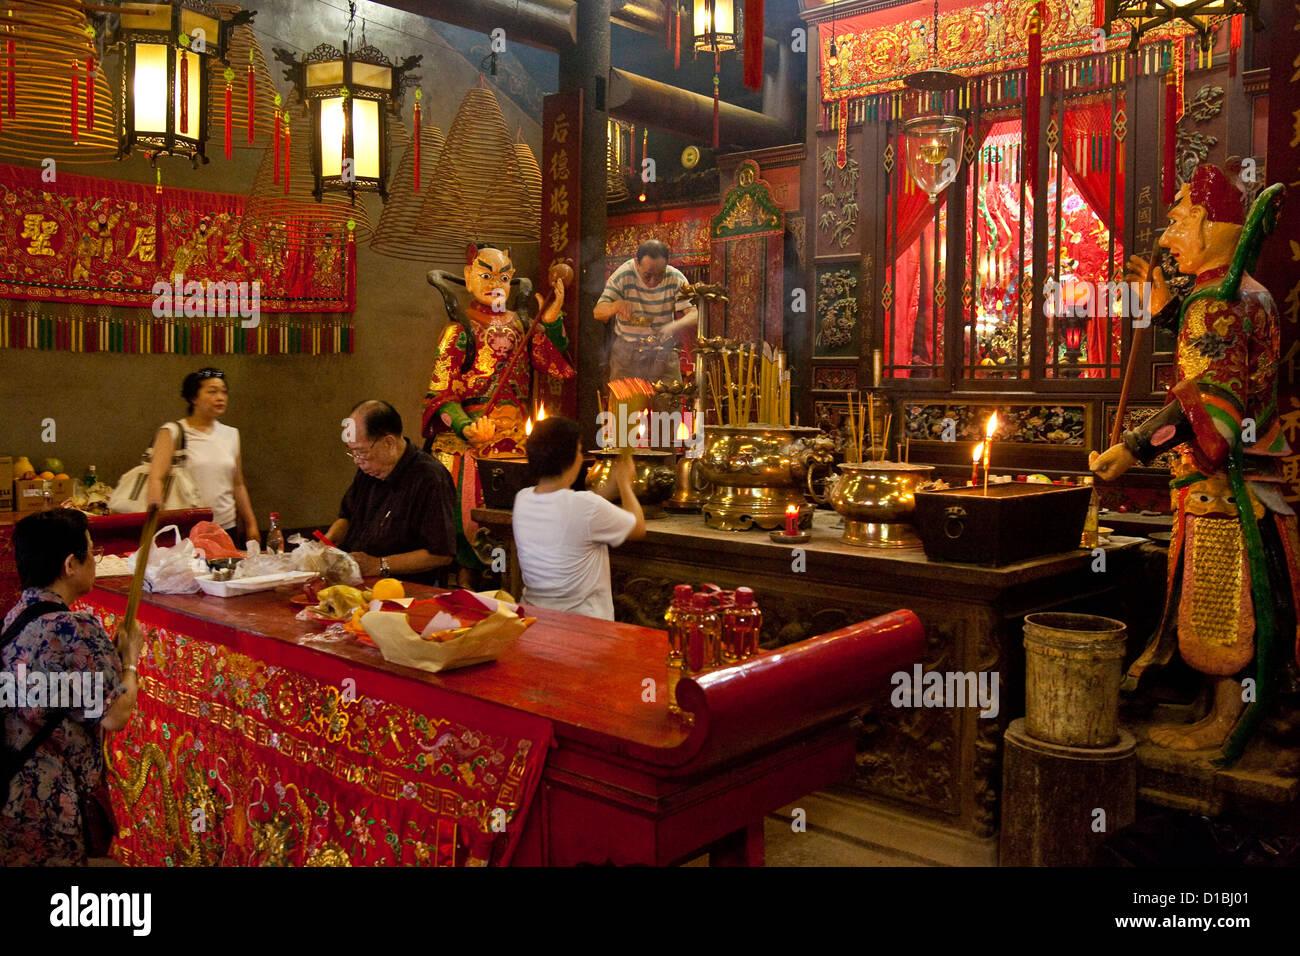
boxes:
[1229,14,1242,77]
[1025,2,1043,196]
[179,49,189,135]
[85,57,94,131]
[272,99,281,184]
[155,169,165,265]
[674,6,682,69]
[7,39,14,120]
[224,79,232,160]
[713,55,720,149]
[1094,0,1104,29]
[743,0,764,92]
[413,96,422,192]
[283,122,291,195]
[70,60,79,143]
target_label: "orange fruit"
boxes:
[38,471,54,480]
[371,578,405,601]
[53,473,69,480]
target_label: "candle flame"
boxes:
[677,420,689,441]
[972,441,985,462]
[525,417,534,437]
[786,504,799,514]
[985,412,999,440]
[536,402,547,422]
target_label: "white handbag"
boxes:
[108,421,205,514]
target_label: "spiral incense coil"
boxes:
[416,83,539,266]
[237,89,374,247]
[513,130,540,226]
[210,2,277,150]
[0,0,117,163]
[369,113,446,261]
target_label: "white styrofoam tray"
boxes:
[196,570,317,597]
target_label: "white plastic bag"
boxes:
[233,540,296,579]
[288,534,362,586]
[144,525,203,594]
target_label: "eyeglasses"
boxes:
[344,438,380,462]
[195,368,226,380]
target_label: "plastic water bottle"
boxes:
[266,512,285,554]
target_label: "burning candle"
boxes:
[536,402,547,422]
[983,412,998,495]
[525,417,534,437]
[971,442,984,486]
[784,504,799,536]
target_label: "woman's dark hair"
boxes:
[182,367,226,414]
[14,508,90,589]
[527,417,582,481]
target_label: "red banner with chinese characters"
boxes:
[83,593,551,867]
[0,163,353,313]
[541,92,581,418]
[1259,0,1300,508]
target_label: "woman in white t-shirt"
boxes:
[512,417,645,620]
[146,368,259,543]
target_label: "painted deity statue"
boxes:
[423,244,575,574]
[1091,166,1294,763]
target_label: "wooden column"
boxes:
[560,0,610,447]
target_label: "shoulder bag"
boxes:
[109,420,204,514]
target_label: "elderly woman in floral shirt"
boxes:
[1,508,142,865]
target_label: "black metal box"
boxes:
[912,483,1092,566]
[478,456,596,510]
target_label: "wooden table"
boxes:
[474,506,1143,843]
[88,576,923,866]
[0,508,211,612]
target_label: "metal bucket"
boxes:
[1023,612,1127,748]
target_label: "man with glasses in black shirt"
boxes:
[325,400,456,586]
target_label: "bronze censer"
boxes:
[816,461,935,548]
[698,424,824,531]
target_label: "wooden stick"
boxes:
[1110,230,1163,446]
[722,348,735,425]
[121,504,161,639]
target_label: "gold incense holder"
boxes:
[698,425,824,531]
[666,453,711,512]
[585,449,677,519]
[824,461,935,548]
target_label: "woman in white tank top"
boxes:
[146,368,260,544]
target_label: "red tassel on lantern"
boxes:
[1229,14,1242,77]
[179,49,189,135]
[224,81,233,160]
[273,107,281,184]
[85,57,94,130]
[674,6,682,69]
[413,99,422,191]
[743,0,764,92]
[1025,2,1043,197]
[70,60,78,142]
[283,122,291,195]
[155,170,165,265]
[247,61,255,144]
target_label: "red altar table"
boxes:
[0,508,211,612]
[86,577,922,866]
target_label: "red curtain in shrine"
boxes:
[1061,97,1124,376]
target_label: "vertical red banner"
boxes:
[1258,0,1300,510]
[540,91,582,419]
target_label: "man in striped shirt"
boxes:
[594,239,697,408]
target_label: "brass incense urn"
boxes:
[585,449,677,519]
[821,461,934,548]
[698,425,824,531]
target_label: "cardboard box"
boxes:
[0,457,11,512]
[14,477,74,513]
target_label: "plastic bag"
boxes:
[188,521,243,560]
[232,540,296,579]
[287,534,362,587]
[144,525,203,594]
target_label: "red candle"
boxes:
[784,504,799,536]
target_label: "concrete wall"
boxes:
[0,0,553,532]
